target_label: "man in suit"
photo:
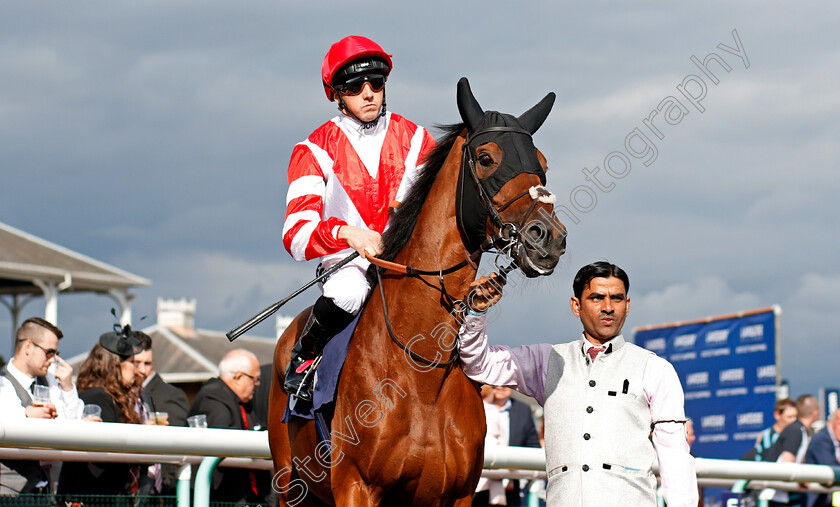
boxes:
[805,409,840,507]
[131,331,189,426]
[189,349,265,503]
[131,330,189,495]
[251,362,273,430]
[474,386,541,506]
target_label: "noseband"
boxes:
[372,125,558,369]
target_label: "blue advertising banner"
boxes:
[634,307,779,459]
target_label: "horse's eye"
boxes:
[477,154,494,167]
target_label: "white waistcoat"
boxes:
[543,336,656,506]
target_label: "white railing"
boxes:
[0,419,267,457]
[3,419,840,501]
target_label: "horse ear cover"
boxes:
[518,92,556,134]
[457,77,484,133]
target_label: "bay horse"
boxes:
[268,78,567,506]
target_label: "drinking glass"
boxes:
[83,404,102,419]
[32,385,50,407]
[187,414,208,428]
[151,411,169,425]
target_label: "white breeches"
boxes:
[318,252,371,315]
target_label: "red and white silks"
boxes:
[283,112,436,313]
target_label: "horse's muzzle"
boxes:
[515,222,566,278]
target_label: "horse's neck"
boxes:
[387,141,477,318]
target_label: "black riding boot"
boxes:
[283,296,355,400]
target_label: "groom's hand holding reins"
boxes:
[339,225,384,259]
[467,273,505,313]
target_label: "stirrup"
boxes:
[295,356,321,399]
[284,355,322,401]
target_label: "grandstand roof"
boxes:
[0,220,150,294]
[142,324,278,383]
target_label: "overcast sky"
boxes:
[1,2,837,400]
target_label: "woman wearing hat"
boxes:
[57,327,144,499]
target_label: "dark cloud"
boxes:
[1,2,838,399]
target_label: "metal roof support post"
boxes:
[0,294,36,357]
[31,273,72,325]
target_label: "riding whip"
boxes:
[226,251,360,341]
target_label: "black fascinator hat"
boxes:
[99,322,142,358]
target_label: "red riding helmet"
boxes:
[322,36,392,101]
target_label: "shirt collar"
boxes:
[338,110,389,138]
[580,335,626,357]
[6,360,35,388]
[142,371,156,389]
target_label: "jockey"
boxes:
[282,35,436,400]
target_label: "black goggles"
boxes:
[335,73,386,96]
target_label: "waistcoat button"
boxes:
[589,380,596,387]
[586,406,593,413]
[584,433,590,440]
[582,464,589,472]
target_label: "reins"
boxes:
[372,125,547,368]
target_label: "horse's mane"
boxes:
[377,122,465,263]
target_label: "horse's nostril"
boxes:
[527,224,545,243]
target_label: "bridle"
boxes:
[458,125,552,257]
[373,125,557,369]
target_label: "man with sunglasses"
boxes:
[0,317,82,420]
[1,317,83,495]
[282,35,436,400]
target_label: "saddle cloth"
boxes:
[281,312,362,422]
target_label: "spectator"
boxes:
[1,318,81,419]
[804,409,840,507]
[131,329,189,496]
[1,317,81,495]
[188,349,266,504]
[251,362,273,430]
[57,326,144,499]
[742,398,798,462]
[475,386,541,506]
[131,330,188,426]
[475,385,508,506]
[771,395,820,462]
[760,395,819,506]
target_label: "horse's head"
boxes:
[455,78,567,278]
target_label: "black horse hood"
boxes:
[455,77,556,250]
